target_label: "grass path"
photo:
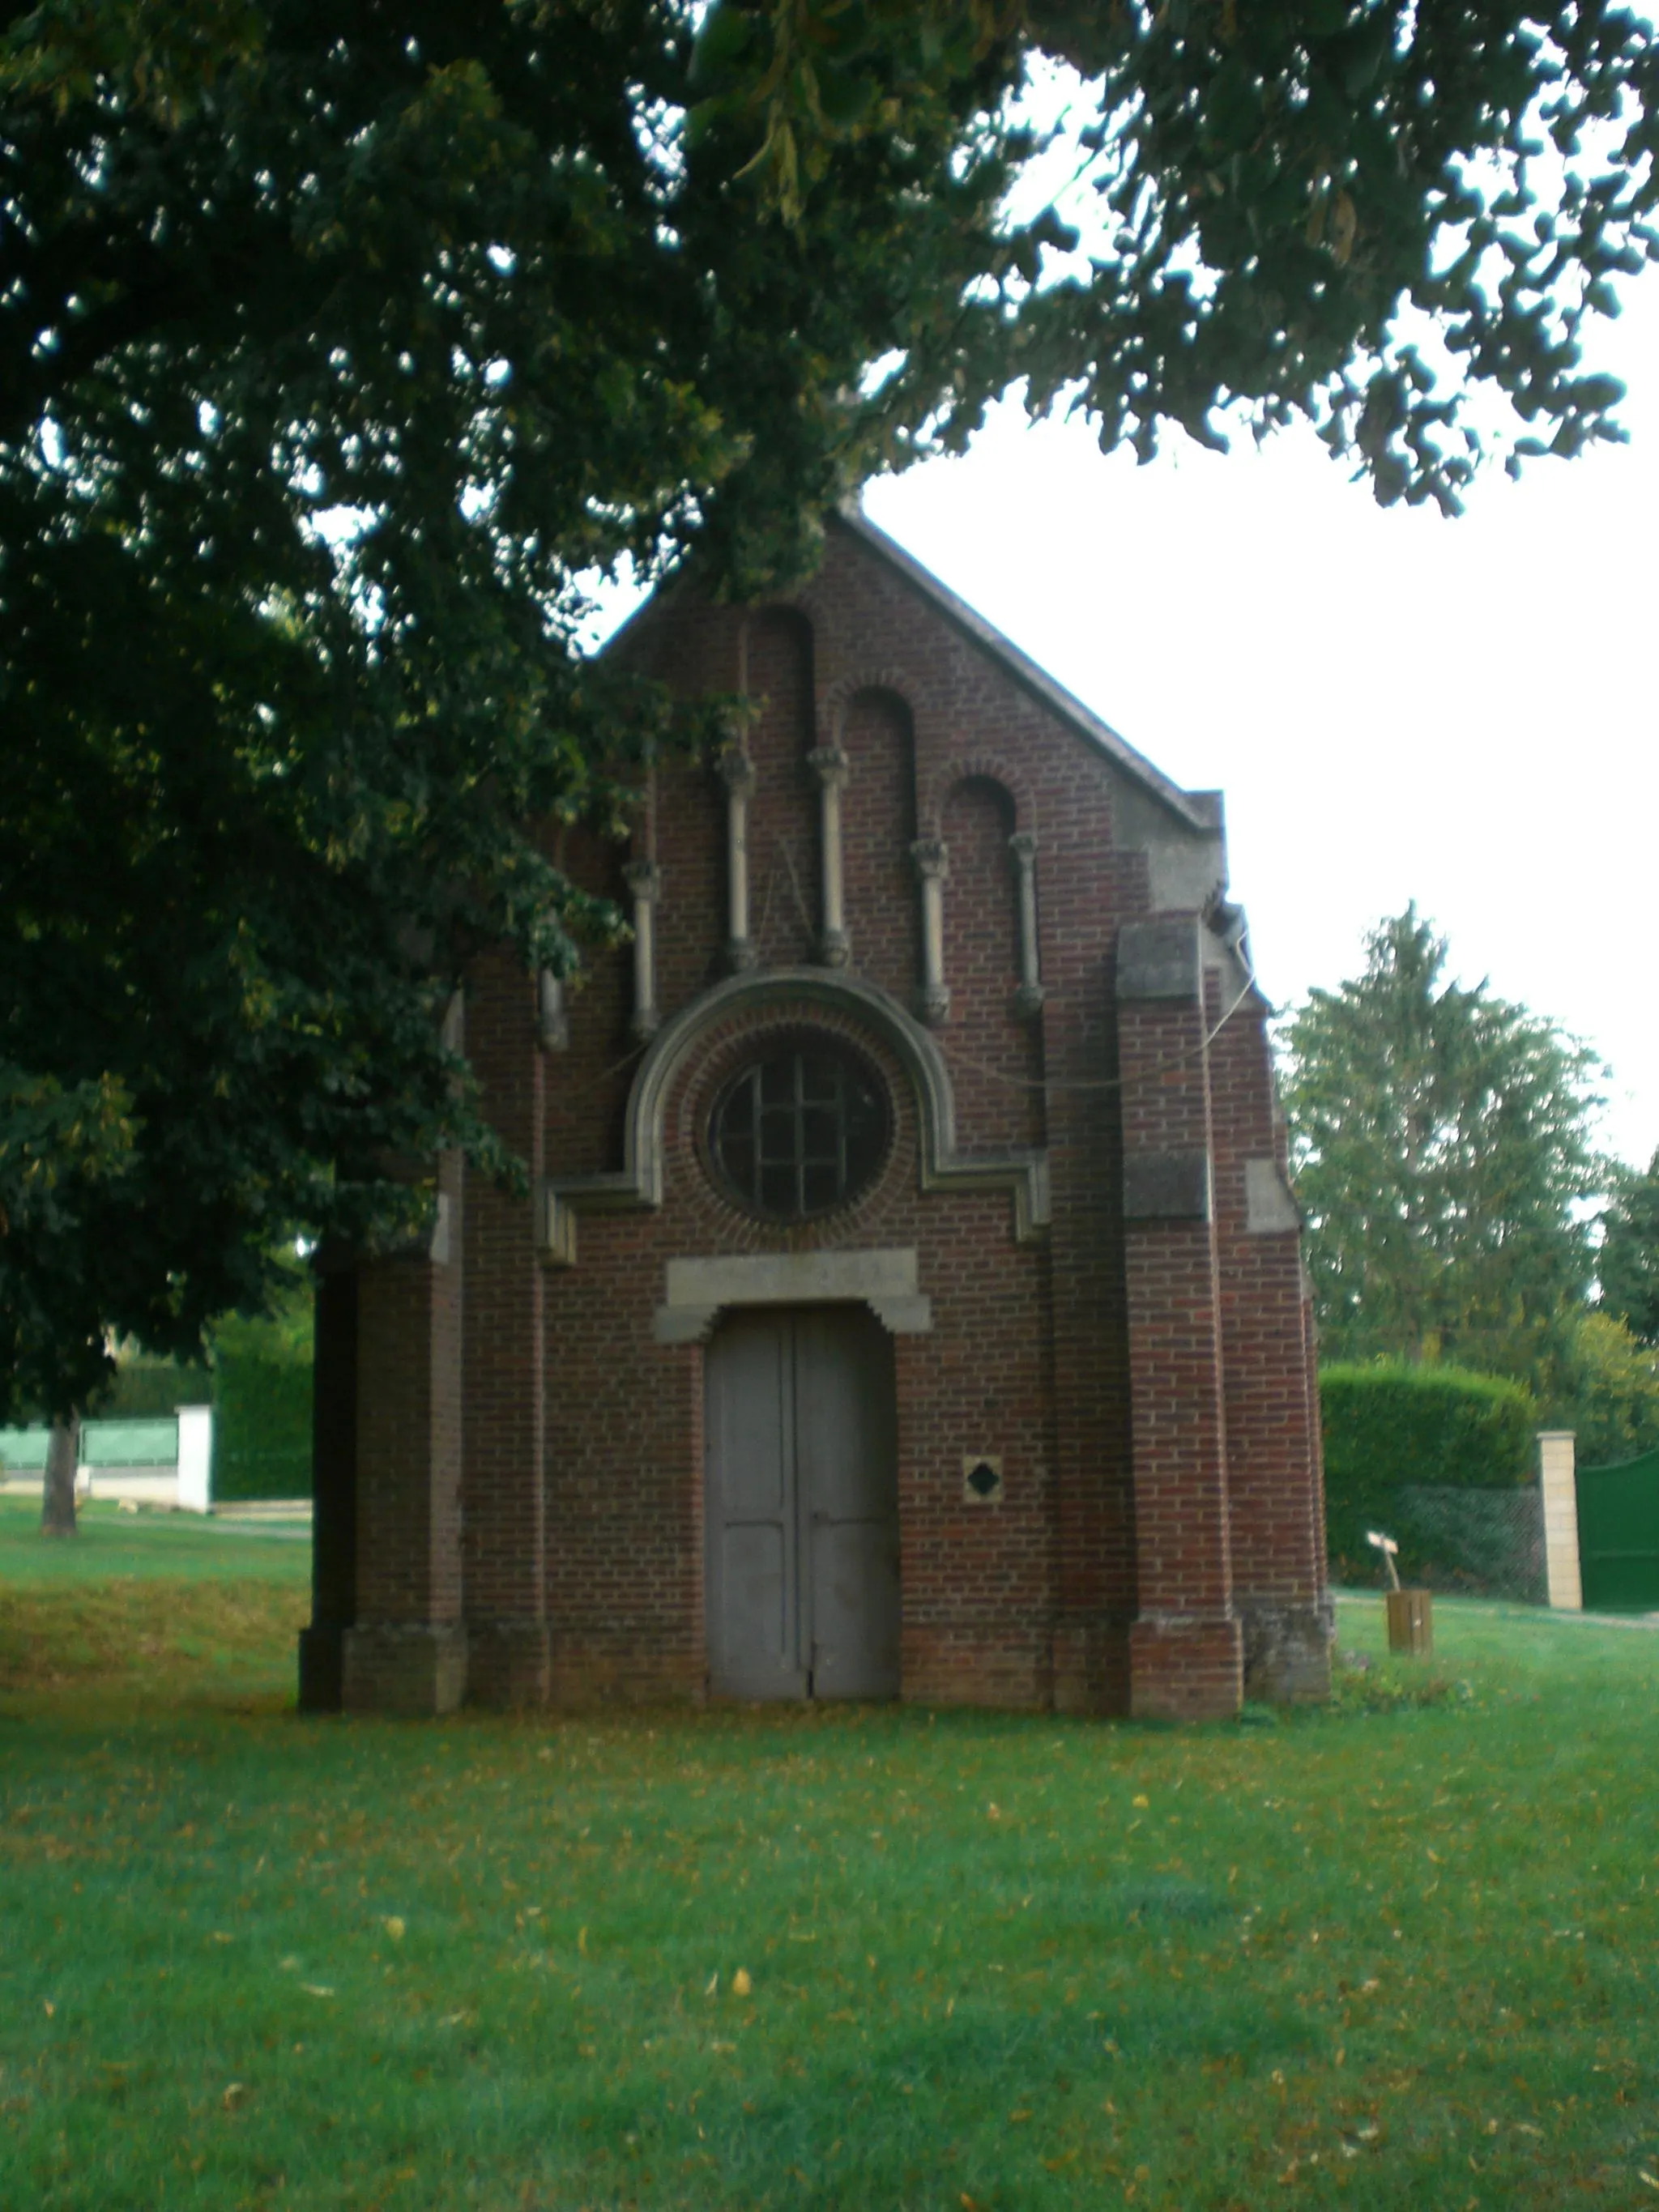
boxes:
[2,1505,1656,2210]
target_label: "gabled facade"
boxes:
[301,509,1330,1722]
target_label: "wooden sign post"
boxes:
[1368,1529,1433,1656]
[1384,1587,1433,1656]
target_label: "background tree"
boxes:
[1550,1306,1659,1464]
[1279,907,1605,1385]
[6,1,1658,1417]
[1598,1149,1659,1346]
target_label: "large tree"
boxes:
[1279,907,1604,1379]
[5,2,1657,1417]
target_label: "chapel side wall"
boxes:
[460,947,549,1708]
[1207,989,1331,1701]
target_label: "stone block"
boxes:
[343,1624,468,1715]
[1124,1149,1212,1222]
[1116,917,1201,1002]
[1239,1598,1333,1703]
[1128,1613,1243,1720]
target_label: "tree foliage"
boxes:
[707,0,1659,504]
[1554,1306,1659,1465]
[1280,907,1604,1380]
[5,2,1657,1415]
[1598,1147,1659,1346]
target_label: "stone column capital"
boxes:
[717,747,757,799]
[1009,829,1040,867]
[623,859,661,903]
[910,837,949,884]
[807,744,850,792]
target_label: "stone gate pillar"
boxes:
[1116,917,1242,1720]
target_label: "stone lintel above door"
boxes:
[654,1247,933,1344]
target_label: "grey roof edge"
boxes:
[831,504,1213,833]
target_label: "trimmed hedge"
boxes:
[1321,1361,1536,1582]
[212,1347,313,1502]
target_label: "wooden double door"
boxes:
[705,1305,900,1699]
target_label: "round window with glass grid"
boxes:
[708,1044,890,1221]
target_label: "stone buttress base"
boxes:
[343,1625,468,1715]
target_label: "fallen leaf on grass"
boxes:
[1132,1795,1149,1810]
[1639,2173,1659,2193]
[301,1984,335,1999]
[437,2011,473,2029]
[222,2082,245,2112]
[382,1916,406,1941]
[731,1968,753,1998]
[42,2001,54,2018]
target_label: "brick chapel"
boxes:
[300,507,1331,1724]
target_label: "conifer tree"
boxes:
[1281,908,1604,1379]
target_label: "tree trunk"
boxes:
[41,1414,79,1537]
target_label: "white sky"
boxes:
[861,272,1659,1173]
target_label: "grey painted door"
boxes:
[705,1306,899,1700]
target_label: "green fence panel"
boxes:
[81,1418,178,1467]
[2,1420,179,1474]
[0,1426,51,1474]
[1577,1447,1659,1613]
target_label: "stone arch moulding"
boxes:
[919,752,1037,839]
[537,969,1050,1267]
[818,667,919,747]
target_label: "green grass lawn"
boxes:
[2,1504,1657,2210]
